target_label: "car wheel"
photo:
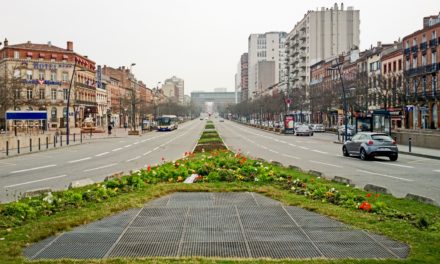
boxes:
[311,133,314,136]
[342,146,349,157]
[360,148,368,160]
[389,154,398,161]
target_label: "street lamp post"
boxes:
[66,59,78,145]
[328,61,349,142]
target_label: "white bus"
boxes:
[156,115,178,131]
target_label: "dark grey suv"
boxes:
[342,132,398,161]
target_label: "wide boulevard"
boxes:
[1,119,440,204]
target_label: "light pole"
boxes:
[328,61,349,142]
[129,63,136,132]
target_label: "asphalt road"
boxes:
[0,120,204,203]
[216,119,440,205]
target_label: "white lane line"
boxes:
[11,164,57,174]
[153,147,159,151]
[141,139,147,143]
[143,151,152,156]
[374,162,414,169]
[357,169,414,182]
[269,149,279,154]
[311,149,328,155]
[83,164,117,172]
[434,169,440,173]
[261,146,268,150]
[5,174,67,188]
[310,160,343,168]
[279,141,287,144]
[95,152,109,157]
[133,141,140,145]
[126,156,141,162]
[299,146,309,150]
[68,157,92,164]
[112,148,123,152]
[124,144,132,148]
[282,154,301,160]
[288,143,297,147]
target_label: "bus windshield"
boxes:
[157,117,171,126]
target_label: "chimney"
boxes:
[47,41,52,47]
[67,41,73,51]
[377,41,382,48]
[4,38,8,47]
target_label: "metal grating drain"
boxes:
[248,241,322,258]
[315,242,396,258]
[180,242,249,258]
[109,242,179,257]
[25,192,409,260]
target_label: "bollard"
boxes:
[80,132,83,143]
[46,137,49,149]
[38,138,41,151]
[409,137,412,153]
[6,141,8,156]
[60,134,63,146]
[54,136,56,148]
[17,140,20,154]
[74,133,76,143]
[30,138,32,152]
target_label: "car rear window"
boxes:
[371,135,392,141]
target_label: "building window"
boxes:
[39,70,45,80]
[13,69,20,78]
[51,89,57,100]
[433,30,437,40]
[63,89,68,100]
[14,51,19,59]
[393,61,396,72]
[14,89,21,99]
[39,89,45,99]
[399,59,402,71]
[406,59,410,70]
[51,107,57,119]
[405,41,409,49]
[412,56,417,68]
[62,72,68,82]
[50,71,57,81]
[26,88,33,100]
[422,76,426,94]
[432,51,437,64]
[433,75,438,95]
[413,80,417,95]
[413,38,417,46]
[422,54,427,66]
[422,34,426,43]
[26,70,33,80]
[384,64,387,73]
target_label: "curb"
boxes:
[69,178,94,189]
[399,151,440,160]
[24,188,52,198]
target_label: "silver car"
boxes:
[295,125,314,136]
[312,124,325,132]
[342,132,398,161]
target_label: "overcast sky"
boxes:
[1,0,439,94]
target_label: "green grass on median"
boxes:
[0,151,439,264]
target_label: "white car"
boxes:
[311,124,325,132]
[295,125,314,136]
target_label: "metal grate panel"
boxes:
[291,215,347,228]
[167,200,214,207]
[213,192,257,206]
[130,216,184,228]
[252,193,282,206]
[315,242,396,258]
[245,227,308,242]
[23,236,57,259]
[109,242,179,257]
[238,206,287,216]
[284,206,321,216]
[240,214,295,228]
[170,192,213,201]
[55,232,121,244]
[75,208,139,231]
[183,227,244,242]
[180,242,249,258]
[186,215,240,229]
[119,230,182,243]
[138,207,187,217]
[34,242,113,259]
[381,241,410,259]
[248,241,322,259]
[188,206,236,216]
[304,227,374,242]
[144,196,170,207]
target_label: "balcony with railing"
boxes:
[411,45,418,53]
[420,42,428,51]
[404,63,439,77]
[404,48,411,55]
[429,38,438,48]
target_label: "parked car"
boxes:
[311,124,325,132]
[219,118,224,122]
[295,125,314,136]
[342,132,398,161]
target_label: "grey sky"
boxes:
[1,0,439,94]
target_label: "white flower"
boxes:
[43,192,53,204]
[255,178,259,182]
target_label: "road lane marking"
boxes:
[143,151,152,156]
[5,174,67,188]
[373,162,414,169]
[124,144,132,148]
[357,169,414,182]
[299,146,309,150]
[310,160,343,168]
[282,154,301,160]
[288,143,297,147]
[311,150,328,155]
[126,156,141,162]
[112,148,123,152]
[153,147,159,151]
[68,157,92,164]
[133,141,140,145]
[268,149,279,154]
[434,169,440,173]
[141,139,147,143]
[95,152,109,157]
[11,164,57,174]
[83,164,117,172]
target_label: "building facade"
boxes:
[403,14,440,129]
[285,3,360,122]
[248,32,287,99]
[240,53,248,101]
[0,39,96,131]
[162,76,184,104]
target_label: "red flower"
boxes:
[147,165,151,172]
[359,202,372,211]
[375,194,380,198]
[366,193,372,198]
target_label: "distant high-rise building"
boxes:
[285,3,360,122]
[162,76,184,103]
[248,32,287,99]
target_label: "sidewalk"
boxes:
[398,144,440,160]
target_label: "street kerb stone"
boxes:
[363,184,390,194]
[25,192,409,260]
[69,178,94,189]
[308,170,323,177]
[405,193,437,206]
[104,171,124,181]
[332,176,354,187]
[24,188,52,198]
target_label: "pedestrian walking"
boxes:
[108,124,112,135]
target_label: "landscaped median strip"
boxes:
[0,124,439,263]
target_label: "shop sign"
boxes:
[26,79,62,85]
[33,62,73,70]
